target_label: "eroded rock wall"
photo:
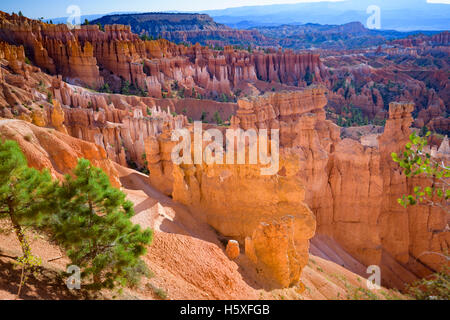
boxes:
[145,88,449,289]
[0,119,121,187]
[0,11,326,97]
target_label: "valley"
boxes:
[0,6,448,302]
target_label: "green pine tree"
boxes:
[213,111,223,125]
[304,67,314,86]
[419,125,429,137]
[121,80,130,95]
[0,140,57,297]
[201,111,208,122]
[49,159,153,290]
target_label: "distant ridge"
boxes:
[45,12,139,25]
[91,12,267,46]
[202,0,450,31]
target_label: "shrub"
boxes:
[407,265,449,300]
[213,111,223,125]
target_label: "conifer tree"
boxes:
[304,67,314,86]
[50,159,153,290]
[0,140,57,297]
[214,111,223,125]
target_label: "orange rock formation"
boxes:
[0,119,120,187]
[0,13,447,292]
[0,11,325,97]
[144,87,448,289]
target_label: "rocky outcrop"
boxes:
[226,240,240,260]
[50,99,68,134]
[1,12,447,291]
[322,39,449,133]
[0,12,103,89]
[431,31,449,46]
[143,87,330,287]
[1,41,234,174]
[2,37,445,289]
[391,31,449,47]
[0,119,120,187]
[245,216,309,288]
[325,102,449,289]
[144,87,448,289]
[91,13,269,47]
[167,152,317,289]
[0,12,325,98]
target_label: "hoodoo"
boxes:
[0,5,448,303]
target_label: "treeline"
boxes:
[0,140,153,297]
[335,106,386,127]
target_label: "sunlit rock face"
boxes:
[245,216,310,288]
[0,12,447,290]
[0,11,326,97]
[0,119,121,187]
[145,89,448,289]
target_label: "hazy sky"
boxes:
[1,0,345,18]
[2,0,449,19]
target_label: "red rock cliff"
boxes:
[0,12,326,97]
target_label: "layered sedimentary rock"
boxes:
[0,40,232,173]
[0,119,120,187]
[0,38,319,288]
[0,11,326,98]
[50,99,68,134]
[0,43,120,184]
[0,41,54,121]
[431,31,450,46]
[326,102,449,289]
[391,31,450,47]
[0,12,103,89]
[144,87,334,287]
[322,37,449,133]
[55,82,188,169]
[1,13,447,290]
[254,21,381,51]
[0,40,186,172]
[2,34,446,289]
[245,216,309,288]
[145,87,448,289]
[91,13,269,47]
